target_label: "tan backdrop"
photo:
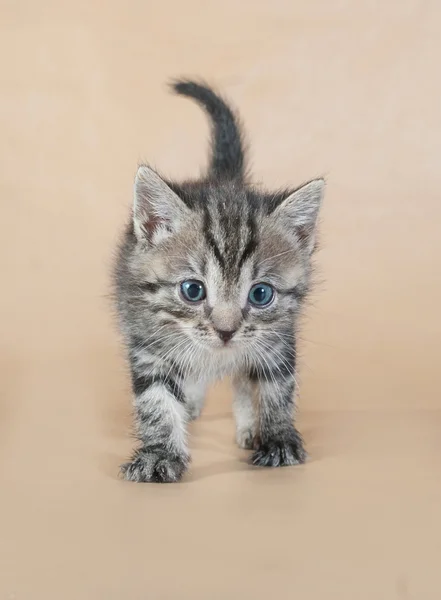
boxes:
[1,1,440,598]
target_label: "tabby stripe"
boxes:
[203,208,226,269]
[132,373,185,404]
[249,353,295,382]
[237,213,257,270]
[139,282,161,293]
[281,286,307,300]
[138,280,175,293]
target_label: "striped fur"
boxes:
[114,80,325,482]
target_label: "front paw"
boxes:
[120,447,189,483]
[236,428,256,450]
[251,429,307,467]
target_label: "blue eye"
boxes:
[248,283,274,307]
[180,280,206,303]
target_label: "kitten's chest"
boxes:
[189,349,244,383]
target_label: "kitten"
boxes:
[113,80,325,483]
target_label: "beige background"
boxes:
[1,1,441,598]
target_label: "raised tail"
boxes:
[171,79,246,180]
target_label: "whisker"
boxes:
[256,248,296,267]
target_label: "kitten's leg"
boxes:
[250,337,307,467]
[232,376,258,449]
[184,379,207,421]
[120,364,190,483]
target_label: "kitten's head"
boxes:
[121,165,324,358]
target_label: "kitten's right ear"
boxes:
[272,179,325,254]
[133,165,189,244]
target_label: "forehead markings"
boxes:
[237,211,258,273]
[202,202,258,278]
[203,206,226,271]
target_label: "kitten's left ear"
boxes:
[273,179,325,253]
[133,165,190,244]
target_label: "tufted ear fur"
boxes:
[133,165,190,245]
[272,179,325,253]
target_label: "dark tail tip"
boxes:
[170,78,246,180]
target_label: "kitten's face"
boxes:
[143,222,303,354]
[129,169,323,358]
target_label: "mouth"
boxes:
[215,337,239,351]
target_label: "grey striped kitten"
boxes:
[114,80,325,483]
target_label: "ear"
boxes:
[133,165,189,244]
[273,179,325,253]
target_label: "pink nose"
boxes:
[215,329,236,343]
